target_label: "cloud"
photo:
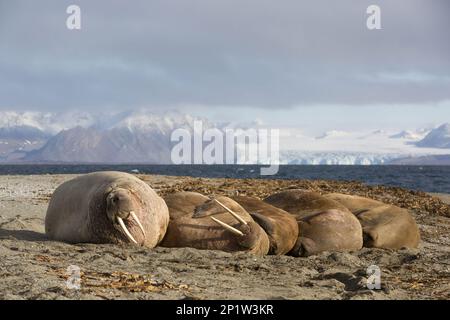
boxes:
[361,72,450,84]
[0,0,449,111]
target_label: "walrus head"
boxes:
[197,197,270,254]
[106,188,146,245]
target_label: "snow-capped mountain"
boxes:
[108,110,203,133]
[23,110,209,163]
[0,113,54,161]
[416,123,450,149]
[0,111,96,135]
[276,125,448,165]
[0,110,448,164]
[0,125,49,140]
[25,126,174,163]
[389,130,427,140]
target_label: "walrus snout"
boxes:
[106,188,147,245]
[106,189,134,219]
[236,221,263,249]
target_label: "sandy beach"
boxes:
[0,174,449,300]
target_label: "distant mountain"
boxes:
[25,127,103,163]
[25,126,172,164]
[0,110,449,165]
[0,124,50,162]
[24,111,206,163]
[388,154,450,165]
[0,111,96,135]
[0,125,49,140]
[416,123,450,149]
[389,130,426,140]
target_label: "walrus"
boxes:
[323,193,420,249]
[264,189,349,218]
[264,190,363,256]
[45,171,169,247]
[230,195,299,255]
[160,192,270,256]
[323,193,384,214]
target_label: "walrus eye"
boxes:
[112,196,119,204]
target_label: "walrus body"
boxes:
[323,193,384,214]
[264,190,349,218]
[160,192,270,256]
[324,193,420,249]
[231,196,298,255]
[45,171,169,247]
[264,190,363,256]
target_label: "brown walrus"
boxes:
[230,195,298,255]
[323,193,420,249]
[323,193,384,214]
[45,171,169,247]
[160,192,270,256]
[264,189,349,218]
[264,190,363,256]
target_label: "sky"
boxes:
[0,0,449,133]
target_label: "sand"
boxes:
[0,174,449,300]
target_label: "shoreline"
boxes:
[0,165,448,195]
[430,193,450,205]
[0,174,449,300]
[8,172,446,216]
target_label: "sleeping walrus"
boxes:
[264,190,363,256]
[265,189,349,218]
[230,195,299,255]
[324,193,420,249]
[45,171,169,247]
[160,192,270,256]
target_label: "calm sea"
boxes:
[0,165,448,193]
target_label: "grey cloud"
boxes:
[0,0,449,111]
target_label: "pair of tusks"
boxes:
[116,211,146,245]
[210,199,248,237]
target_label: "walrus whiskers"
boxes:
[210,216,244,236]
[130,211,146,239]
[214,199,248,225]
[117,217,138,244]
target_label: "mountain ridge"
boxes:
[0,110,448,164]
[416,123,450,149]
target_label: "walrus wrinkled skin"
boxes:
[324,193,420,249]
[264,190,363,256]
[45,171,169,247]
[231,196,298,255]
[160,192,270,256]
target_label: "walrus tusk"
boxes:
[214,199,248,225]
[210,216,244,236]
[130,211,146,239]
[117,217,138,244]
